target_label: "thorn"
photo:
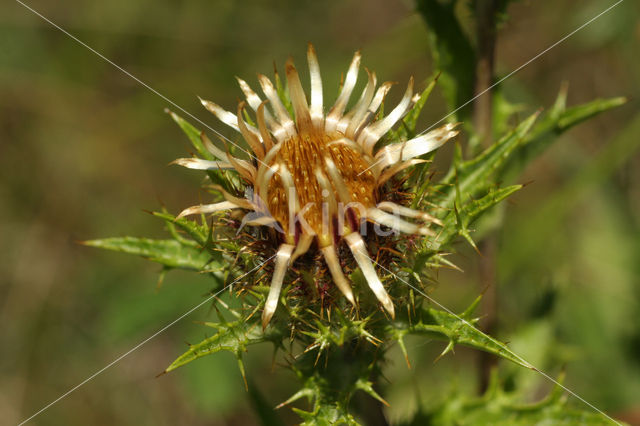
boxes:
[461,295,483,319]
[156,268,167,290]
[314,346,323,367]
[397,335,412,369]
[357,380,390,407]
[404,352,412,370]
[480,282,492,296]
[434,340,455,364]
[460,228,480,254]
[237,357,248,392]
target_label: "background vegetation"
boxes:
[1,0,639,424]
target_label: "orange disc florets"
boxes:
[175,44,459,327]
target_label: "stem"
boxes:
[352,391,389,426]
[292,337,389,423]
[471,0,498,153]
[472,0,499,393]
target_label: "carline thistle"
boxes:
[173,44,459,328]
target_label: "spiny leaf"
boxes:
[167,109,236,190]
[391,299,531,370]
[501,110,640,278]
[295,404,358,426]
[283,373,359,425]
[501,94,627,182]
[491,86,526,145]
[83,237,219,272]
[430,94,624,217]
[413,370,623,426]
[435,111,539,211]
[428,184,522,252]
[153,211,209,246]
[165,318,276,373]
[286,340,387,425]
[166,109,214,161]
[424,308,530,368]
[415,0,476,124]
[556,96,626,131]
[161,208,200,247]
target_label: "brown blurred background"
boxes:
[1,0,639,424]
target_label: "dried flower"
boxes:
[173,44,458,328]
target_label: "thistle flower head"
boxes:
[175,45,459,328]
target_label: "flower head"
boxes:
[174,45,458,328]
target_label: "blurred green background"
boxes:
[1,0,639,424]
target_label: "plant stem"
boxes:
[473,0,498,151]
[472,0,499,394]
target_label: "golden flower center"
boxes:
[266,131,376,238]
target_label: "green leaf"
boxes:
[420,94,624,252]
[153,211,210,246]
[501,94,626,182]
[388,76,439,142]
[274,66,294,118]
[435,184,522,251]
[556,96,626,130]
[167,109,236,190]
[429,93,624,219]
[165,320,259,372]
[415,0,476,124]
[166,109,214,161]
[409,371,622,425]
[279,331,389,425]
[491,86,526,143]
[391,300,532,370]
[501,110,640,278]
[435,111,539,211]
[165,317,283,373]
[295,405,358,425]
[83,237,219,271]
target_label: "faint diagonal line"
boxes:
[415,0,623,136]
[358,0,624,176]
[14,0,268,168]
[371,259,621,425]
[17,255,276,426]
[13,2,278,423]
[14,0,625,424]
